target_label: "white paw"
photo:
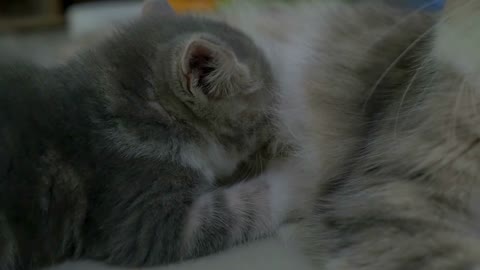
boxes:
[262,158,313,223]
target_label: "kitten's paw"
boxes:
[263,158,314,224]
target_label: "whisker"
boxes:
[393,60,423,141]
[449,77,467,144]
[362,27,435,112]
[467,81,479,117]
[416,57,439,104]
[360,0,441,111]
[362,0,476,112]
[258,154,264,177]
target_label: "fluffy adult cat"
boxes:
[222,0,480,269]
[0,14,297,270]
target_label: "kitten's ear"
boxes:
[180,37,252,100]
[142,0,175,17]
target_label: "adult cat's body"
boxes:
[0,15,295,270]
[223,0,480,269]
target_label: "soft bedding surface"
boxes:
[46,234,313,270]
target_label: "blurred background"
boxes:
[0,0,286,66]
[0,0,152,66]
[0,0,287,66]
[0,0,444,67]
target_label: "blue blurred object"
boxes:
[403,0,445,11]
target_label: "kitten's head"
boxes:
[88,14,276,167]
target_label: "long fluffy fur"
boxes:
[223,1,480,269]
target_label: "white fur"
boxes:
[434,2,480,76]
[260,159,303,224]
[181,192,213,252]
[433,2,480,233]
[180,140,242,182]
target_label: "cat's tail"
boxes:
[0,213,17,270]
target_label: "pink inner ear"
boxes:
[142,0,176,17]
[184,42,218,96]
[188,44,214,70]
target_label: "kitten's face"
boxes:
[95,15,275,159]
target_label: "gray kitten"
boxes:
[223,0,480,269]
[0,14,294,270]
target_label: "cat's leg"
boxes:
[304,174,480,270]
[180,160,301,259]
[92,159,306,267]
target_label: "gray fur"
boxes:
[222,1,480,269]
[306,4,480,270]
[0,15,283,269]
[289,3,480,270]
